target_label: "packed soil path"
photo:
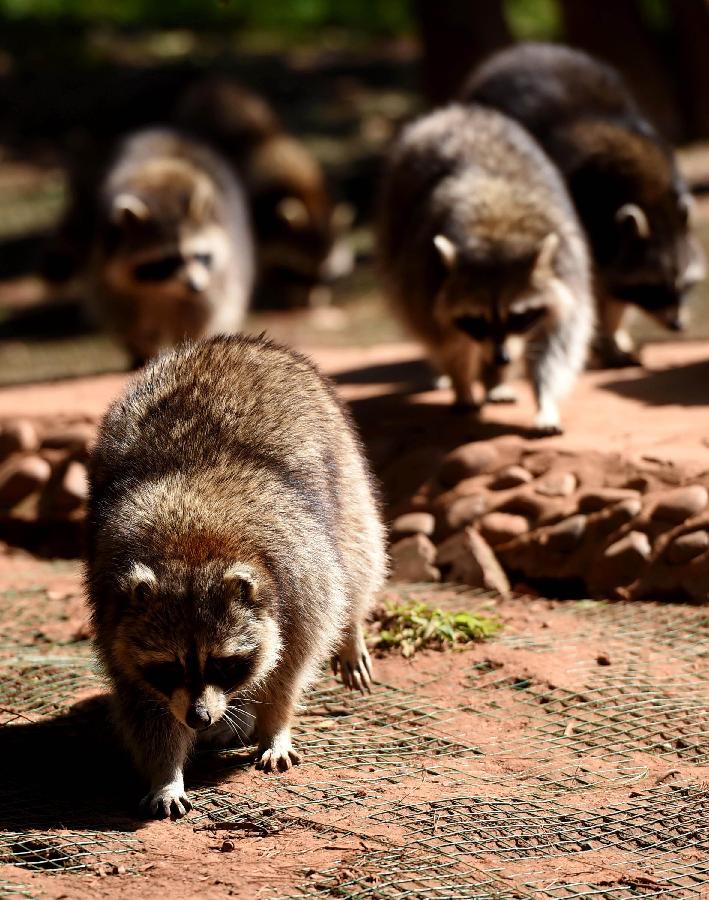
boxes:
[0,337,708,899]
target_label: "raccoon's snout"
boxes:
[186,703,212,731]
[494,345,511,367]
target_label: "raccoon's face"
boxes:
[112,561,280,732]
[100,184,231,363]
[433,233,561,366]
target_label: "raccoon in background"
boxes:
[86,335,386,818]
[379,104,594,435]
[176,77,353,309]
[53,128,255,367]
[464,42,706,368]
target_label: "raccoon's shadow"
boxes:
[0,694,144,833]
[599,359,709,407]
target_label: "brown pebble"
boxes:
[390,511,435,538]
[521,451,556,477]
[0,419,39,459]
[601,530,652,585]
[544,514,587,552]
[535,471,577,498]
[41,425,95,455]
[667,530,709,565]
[578,488,640,513]
[444,494,488,531]
[0,454,52,508]
[436,527,509,596]
[56,461,89,511]
[596,653,611,666]
[220,840,235,852]
[488,465,533,490]
[652,485,708,524]
[389,534,440,583]
[438,442,499,488]
[478,512,528,546]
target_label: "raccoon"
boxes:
[76,127,255,366]
[463,42,706,367]
[86,334,386,818]
[379,104,594,434]
[176,77,353,308]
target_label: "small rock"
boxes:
[444,494,488,531]
[521,451,556,477]
[652,485,708,524]
[667,530,709,565]
[54,461,89,513]
[602,530,652,584]
[390,512,435,538]
[0,419,39,459]
[593,497,643,536]
[220,839,235,852]
[544,514,587,552]
[479,512,528,546]
[535,471,577,498]
[41,425,95,455]
[438,442,499,488]
[0,455,51,508]
[436,527,510,596]
[488,465,533,490]
[578,488,640,513]
[389,534,440,583]
[596,653,611,666]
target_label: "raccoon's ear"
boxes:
[533,232,560,283]
[223,564,259,604]
[277,196,310,229]
[433,234,457,269]
[190,175,215,220]
[112,194,150,227]
[615,204,650,239]
[125,562,157,604]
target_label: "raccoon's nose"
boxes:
[495,346,511,367]
[186,704,212,731]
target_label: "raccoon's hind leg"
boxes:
[594,297,640,368]
[332,623,373,694]
[113,688,194,819]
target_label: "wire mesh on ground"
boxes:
[0,572,707,898]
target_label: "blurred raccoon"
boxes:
[73,128,255,366]
[176,77,353,308]
[463,42,706,367]
[86,334,386,818]
[379,104,594,434]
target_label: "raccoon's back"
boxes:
[463,42,638,136]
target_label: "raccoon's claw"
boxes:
[256,742,302,773]
[334,644,374,694]
[486,383,518,404]
[139,787,192,820]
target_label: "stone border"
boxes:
[389,437,709,603]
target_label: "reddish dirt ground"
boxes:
[0,338,708,899]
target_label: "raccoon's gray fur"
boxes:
[464,42,706,367]
[379,104,594,434]
[79,128,255,366]
[86,334,386,818]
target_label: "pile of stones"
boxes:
[388,437,709,602]
[0,418,93,553]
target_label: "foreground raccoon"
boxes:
[62,128,255,365]
[86,335,386,818]
[464,42,705,367]
[379,104,594,434]
[176,77,353,308]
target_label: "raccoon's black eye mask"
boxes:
[142,660,184,695]
[454,307,546,342]
[204,654,255,692]
[133,255,183,282]
[454,315,489,341]
[505,307,547,334]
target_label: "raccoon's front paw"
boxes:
[332,635,374,694]
[256,733,302,773]
[533,408,563,437]
[139,784,192,819]
[486,383,518,404]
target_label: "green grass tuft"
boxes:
[371,600,501,658]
